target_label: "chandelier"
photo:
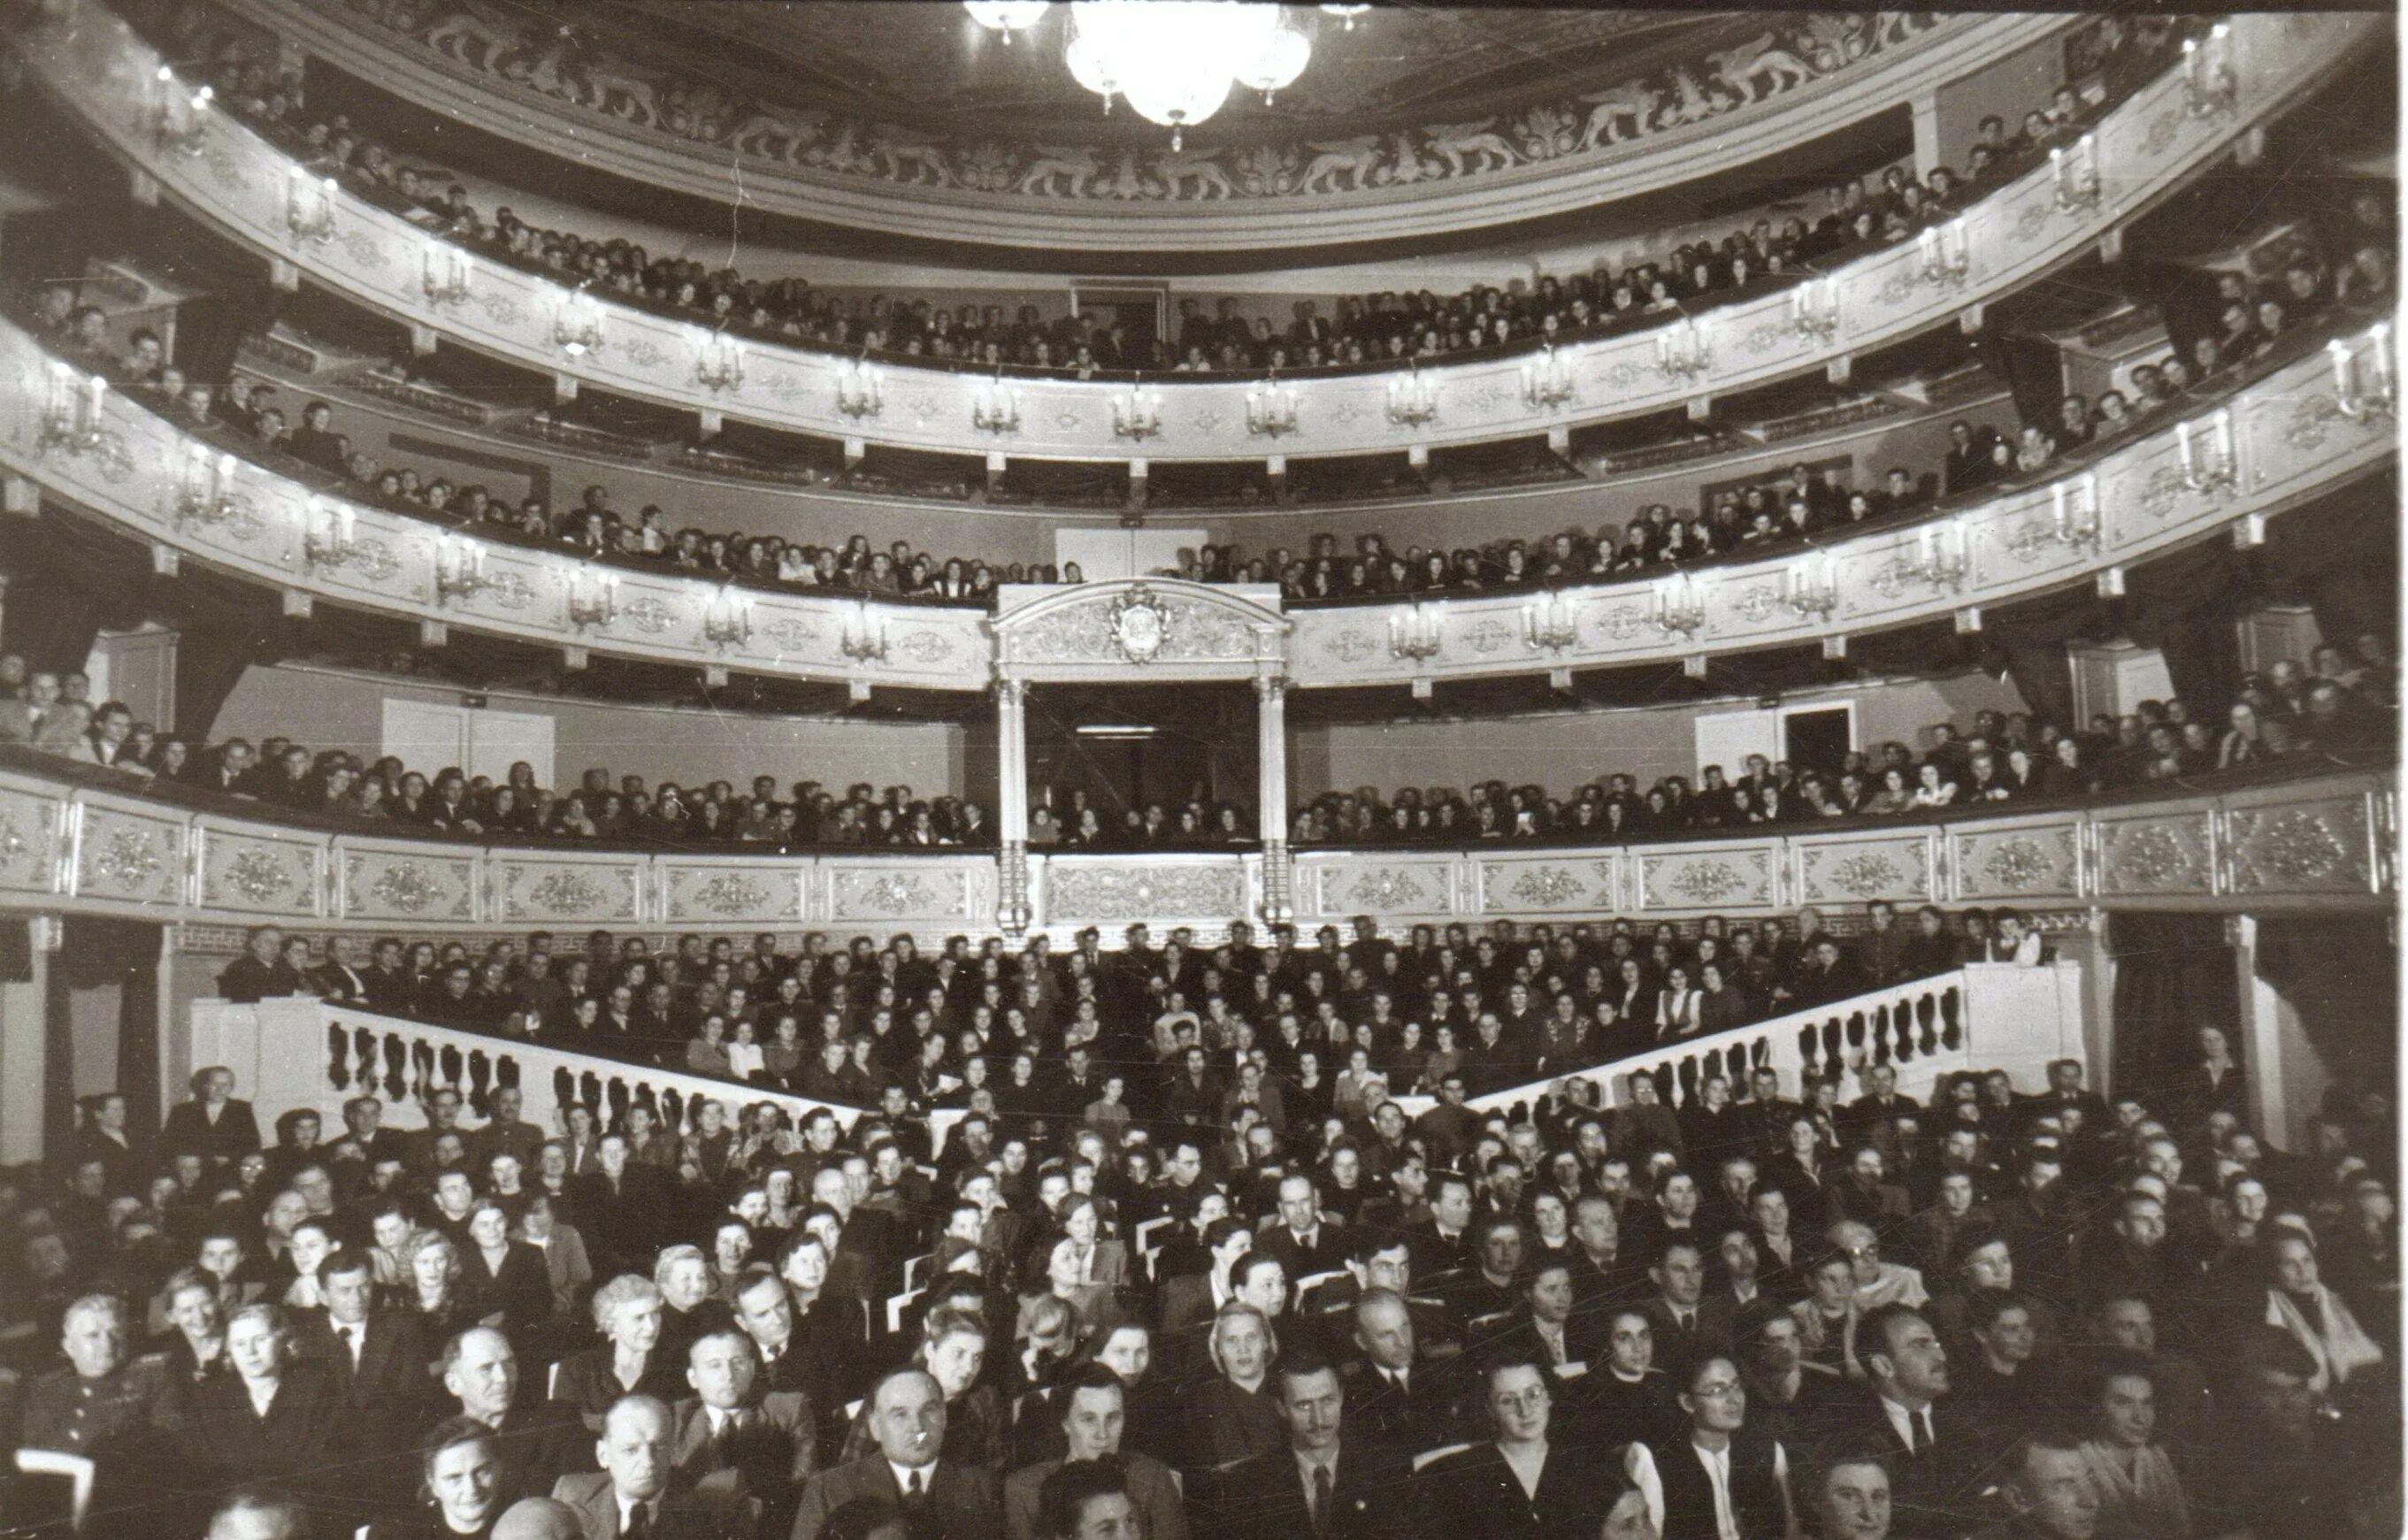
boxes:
[966,1,1317,149]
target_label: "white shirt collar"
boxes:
[888,1460,938,1495]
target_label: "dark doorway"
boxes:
[1783,706,1853,772]
[1024,682,1257,838]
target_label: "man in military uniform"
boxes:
[19,1294,169,1536]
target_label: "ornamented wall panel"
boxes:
[196,824,327,919]
[1473,854,1622,916]
[0,781,67,895]
[1037,858,1253,927]
[1307,858,1464,921]
[1792,831,1937,907]
[825,862,980,925]
[340,844,479,923]
[2220,791,2379,899]
[1949,819,2082,903]
[2094,809,2216,899]
[493,855,645,924]
[661,863,808,926]
[73,802,187,908]
[1635,844,1777,913]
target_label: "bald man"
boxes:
[492,1498,583,1540]
[790,1368,1001,1540]
[554,1395,751,1539]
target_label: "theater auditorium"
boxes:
[0,4,2396,1538]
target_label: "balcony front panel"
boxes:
[0,759,2391,934]
[12,10,2371,464]
[215,3,2044,254]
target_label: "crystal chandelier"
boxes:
[967,1,1314,149]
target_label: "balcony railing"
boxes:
[9,8,2373,464]
[0,747,2387,934]
[6,312,2392,692]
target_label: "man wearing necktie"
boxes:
[789,1368,1001,1540]
[670,1331,815,1535]
[1209,1351,1411,1540]
[552,1394,750,1538]
[1843,1305,1985,1538]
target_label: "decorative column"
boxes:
[1255,670,1293,927]
[2226,914,2327,1148]
[994,675,1031,935]
[1911,89,1942,178]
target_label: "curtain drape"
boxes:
[2107,912,2239,1110]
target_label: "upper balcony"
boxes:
[9,5,2377,466]
[211,4,2054,259]
[6,306,2394,695]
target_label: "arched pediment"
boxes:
[992,580,1287,682]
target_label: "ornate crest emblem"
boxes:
[1109,585,1170,663]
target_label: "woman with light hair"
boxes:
[173,1301,342,1488]
[652,1242,728,1363]
[2264,1227,2384,1392]
[1181,1300,1285,1471]
[551,1273,680,1431]
[409,1230,474,1342]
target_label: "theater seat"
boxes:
[14,1449,96,1534]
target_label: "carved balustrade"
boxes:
[7,9,2373,462]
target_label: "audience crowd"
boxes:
[1,906,2398,1540]
[137,0,2171,380]
[1292,670,2397,846]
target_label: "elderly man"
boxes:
[554,1394,748,1539]
[1003,1364,1186,1540]
[789,1367,1000,1540]
[439,1327,587,1501]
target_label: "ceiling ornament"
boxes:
[968,1,1315,149]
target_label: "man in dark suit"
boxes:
[1830,1304,1990,1538]
[1259,1174,1346,1293]
[1341,1287,1461,1460]
[1639,1238,1737,1371]
[439,1327,590,1503]
[671,1331,815,1536]
[159,1065,263,1165]
[571,1134,671,1278]
[1210,1352,1411,1540]
[300,1248,436,1490]
[789,1367,1001,1540]
[305,933,374,1004]
[214,925,305,1005]
[553,1394,751,1539]
[361,937,417,1014]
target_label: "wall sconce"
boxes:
[2182,23,2236,117]
[152,65,211,154]
[1788,277,1840,341]
[434,535,487,603]
[2330,324,2395,424]
[2174,409,2236,494]
[1783,551,1840,618]
[1385,363,1438,426]
[1246,378,1300,438]
[1917,219,1970,287]
[2051,473,2102,555]
[972,375,1023,434]
[1522,591,1579,651]
[1913,518,1972,591]
[1521,345,1576,409]
[1653,571,1706,636]
[836,357,885,419]
[1653,319,1711,383]
[702,586,753,647]
[175,444,240,528]
[567,566,617,630]
[1112,379,1164,441]
[2051,134,2101,214]
[840,601,891,663]
[552,289,604,357]
[694,328,745,393]
[302,496,357,570]
[421,241,473,308]
[37,363,107,456]
[1387,602,1443,662]
[285,167,335,243]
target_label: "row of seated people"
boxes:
[203,900,2037,1148]
[142,0,2156,381]
[1292,667,2398,848]
[7,971,2395,1538]
[23,196,2391,614]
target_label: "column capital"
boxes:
[1253,670,1288,701]
[994,673,1027,707]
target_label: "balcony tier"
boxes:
[10,8,2373,464]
